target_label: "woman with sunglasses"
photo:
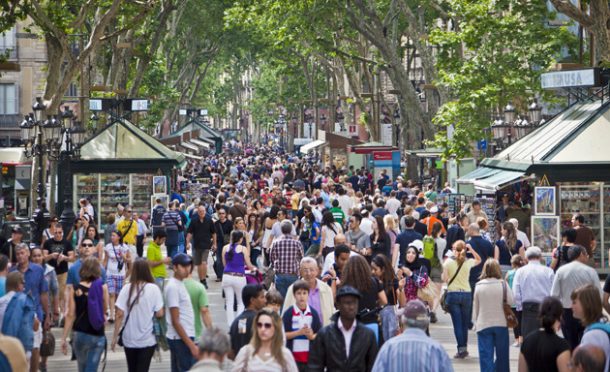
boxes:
[232,308,298,372]
[84,224,104,260]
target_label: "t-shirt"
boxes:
[104,244,130,276]
[581,328,610,372]
[115,283,164,348]
[146,241,167,279]
[165,278,195,340]
[346,229,369,250]
[354,277,384,313]
[116,219,138,245]
[574,226,595,256]
[229,309,256,355]
[183,278,209,339]
[443,258,476,292]
[42,239,74,275]
[330,207,345,226]
[521,330,570,372]
[67,259,107,287]
[187,217,215,251]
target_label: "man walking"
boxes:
[269,220,304,299]
[0,226,25,264]
[229,284,267,358]
[165,253,198,372]
[151,198,166,237]
[572,214,596,258]
[513,246,555,338]
[308,286,378,372]
[551,245,601,349]
[42,225,74,317]
[186,206,216,289]
[372,299,453,372]
[117,208,139,260]
[396,216,423,267]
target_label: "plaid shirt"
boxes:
[270,234,304,275]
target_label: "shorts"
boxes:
[193,248,210,265]
[108,275,125,294]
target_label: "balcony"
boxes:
[0,114,20,128]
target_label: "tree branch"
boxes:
[548,0,593,27]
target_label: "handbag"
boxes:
[440,261,464,313]
[118,285,145,347]
[40,330,55,357]
[502,281,519,329]
[418,281,440,306]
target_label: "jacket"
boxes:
[283,279,335,326]
[1,292,35,351]
[307,313,378,372]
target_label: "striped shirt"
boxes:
[372,328,454,372]
[162,210,181,230]
[290,305,313,363]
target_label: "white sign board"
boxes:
[89,99,102,111]
[130,99,148,111]
[541,69,599,89]
[303,122,316,139]
[381,123,393,146]
[334,122,347,135]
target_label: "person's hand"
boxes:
[163,257,172,264]
[43,315,51,330]
[403,268,412,276]
[111,336,117,352]
[51,252,59,259]
[466,244,473,251]
[57,254,64,263]
[61,339,69,355]
[189,342,199,358]
[398,278,406,290]
[328,266,336,278]
[33,317,40,332]
[321,274,332,282]
[303,326,314,339]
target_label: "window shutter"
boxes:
[13,84,19,115]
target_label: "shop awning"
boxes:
[405,147,443,158]
[190,138,211,149]
[0,147,26,165]
[178,152,203,160]
[300,140,326,153]
[180,142,199,152]
[458,166,530,192]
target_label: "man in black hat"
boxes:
[0,226,24,264]
[308,285,378,372]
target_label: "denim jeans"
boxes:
[72,331,106,372]
[168,338,196,372]
[477,326,509,372]
[446,291,472,352]
[275,274,298,300]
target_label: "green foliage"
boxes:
[430,0,576,160]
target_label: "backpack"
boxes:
[87,278,105,331]
[1,292,35,351]
[423,235,440,268]
[585,322,610,345]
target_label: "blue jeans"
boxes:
[168,338,196,372]
[72,331,106,372]
[275,274,298,300]
[446,291,472,352]
[477,326,509,372]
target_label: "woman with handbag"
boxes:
[442,240,481,359]
[372,254,405,342]
[318,212,342,259]
[103,230,131,323]
[399,245,431,303]
[61,257,108,372]
[301,206,320,257]
[111,258,164,372]
[472,258,514,372]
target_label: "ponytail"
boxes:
[454,240,467,265]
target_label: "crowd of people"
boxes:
[0,145,609,372]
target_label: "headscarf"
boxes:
[403,246,423,271]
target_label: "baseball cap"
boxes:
[172,253,193,266]
[336,285,362,300]
[11,226,23,234]
[408,240,424,253]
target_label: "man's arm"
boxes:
[169,307,198,357]
[200,306,212,329]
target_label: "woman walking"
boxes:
[519,296,571,372]
[61,257,108,372]
[495,222,523,274]
[371,254,405,342]
[319,211,342,259]
[103,230,131,323]
[442,240,481,359]
[369,216,391,260]
[84,224,104,259]
[232,308,298,372]
[222,230,256,325]
[111,258,165,372]
[399,245,430,303]
[473,258,513,372]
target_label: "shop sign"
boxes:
[373,151,392,161]
[380,123,393,146]
[541,68,600,89]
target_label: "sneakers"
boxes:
[201,279,208,289]
[454,351,469,359]
[430,312,438,323]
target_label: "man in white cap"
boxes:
[372,299,453,372]
[512,246,554,338]
[508,218,531,248]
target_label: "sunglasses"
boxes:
[82,243,94,247]
[257,322,273,329]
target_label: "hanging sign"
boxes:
[541,68,600,89]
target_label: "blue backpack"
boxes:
[586,322,610,343]
[1,292,35,351]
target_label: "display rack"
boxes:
[130,174,153,216]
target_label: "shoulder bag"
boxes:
[502,281,518,329]
[440,261,464,313]
[118,284,145,347]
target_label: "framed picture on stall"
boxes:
[153,176,167,195]
[534,186,556,215]
[531,216,560,254]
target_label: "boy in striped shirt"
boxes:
[282,280,322,371]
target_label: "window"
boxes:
[66,82,78,97]
[0,84,18,115]
[0,27,16,54]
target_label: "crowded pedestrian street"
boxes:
[2,1,610,372]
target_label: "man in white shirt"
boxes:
[551,245,601,350]
[508,218,531,248]
[337,189,353,218]
[165,253,198,371]
[359,209,374,236]
[385,191,402,217]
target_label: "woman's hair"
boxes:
[111,230,124,245]
[561,228,577,244]
[371,254,396,303]
[227,230,244,262]
[571,284,604,327]
[268,205,280,219]
[538,296,563,333]
[234,217,245,229]
[79,256,101,282]
[247,214,261,239]
[406,246,419,263]
[250,308,286,369]
[479,258,502,280]
[383,214,397,232]
[453,240,467,265]
[431,221,443,239]
[106,213,116,225]
[265,289,284,306]
[341,255,372,292]
[511,254,525,268]
[322,211,337,234]
[128,258,155,305]
[503,222,518,252]
[477,217,488,230]
[374,215,387,239]
[303,206,315,223]
[86,225,99,240]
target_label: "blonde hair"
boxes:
[453,240,467,265]
[250,308,286,368]
[383,214,397,232]
[479,258,502,280]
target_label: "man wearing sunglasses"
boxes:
[66,238,107,291]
